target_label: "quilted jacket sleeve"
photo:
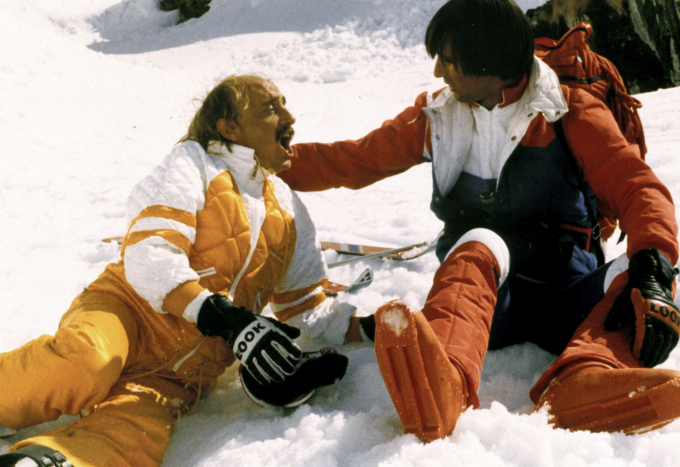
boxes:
[269,184,328,322]
[279,92,431,191]
[561,87,679,264]
[267,185,356,344]
[122,142,212,321]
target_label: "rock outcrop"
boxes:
[527,0,680,93]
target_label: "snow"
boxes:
[1,0,679,465]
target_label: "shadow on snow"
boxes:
[87,0,380,54]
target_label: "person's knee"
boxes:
[48,327,124,407]
[444,228,510,287]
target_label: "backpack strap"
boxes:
[554,119,606,266]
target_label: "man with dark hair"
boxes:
[425,0,534,84]
[279,0,680,441]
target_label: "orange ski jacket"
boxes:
[281,58,678,267]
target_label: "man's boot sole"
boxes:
[552,376,680,434]
[540,365,680,434]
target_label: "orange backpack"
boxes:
[534,22,647,158]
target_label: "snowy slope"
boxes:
[1,1,679,465]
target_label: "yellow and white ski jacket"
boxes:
[87,141,352,382]
[118,140,330,322]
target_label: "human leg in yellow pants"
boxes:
[0,292,136,429]
[11,375,196,467]
[0,291,197,467]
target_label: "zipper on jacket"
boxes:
[229,195,264,303]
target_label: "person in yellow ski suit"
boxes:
[0,75,357,467]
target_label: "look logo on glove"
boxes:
[196,293,348,407]
[644,296,680,329]
[235,321,269,358]
[606,248,680,368]
[232,317,302,385]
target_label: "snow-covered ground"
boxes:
[1,0,679,465]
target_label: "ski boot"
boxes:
[0,446,72,467]
[374,300,467,441]
[537,360,680,434]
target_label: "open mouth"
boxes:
[277,126,295,154]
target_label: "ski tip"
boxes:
[324,268,374,296]
[345,268,373,293]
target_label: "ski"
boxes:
[103,231,443,269]
[321,240,432,259]
[323,268,373,296]
[326,230,443,269]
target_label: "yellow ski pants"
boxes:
[0,291,204,467]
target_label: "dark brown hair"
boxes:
[425,0,534,83]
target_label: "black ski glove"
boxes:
[605,248,680,368]
[241,348,349,407]
[197,294,303,384]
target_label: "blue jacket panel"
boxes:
[431,136,598,283]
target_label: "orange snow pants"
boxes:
[529,271,641,402]
[422,241,501,409]
[0,290,209,467]
[422,241,638,409]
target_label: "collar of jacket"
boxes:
[422,57,569,197]
[207,142,270,196]
[497,75,528,108]
[427,56,568,121]
[462,73,528,110]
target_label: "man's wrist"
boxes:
[183,290,213,324]
[196,293,254,345]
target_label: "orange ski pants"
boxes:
[422,241,501,409]
[0,291,200,467]
[529,271,641,402]
[422,241,638,409]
